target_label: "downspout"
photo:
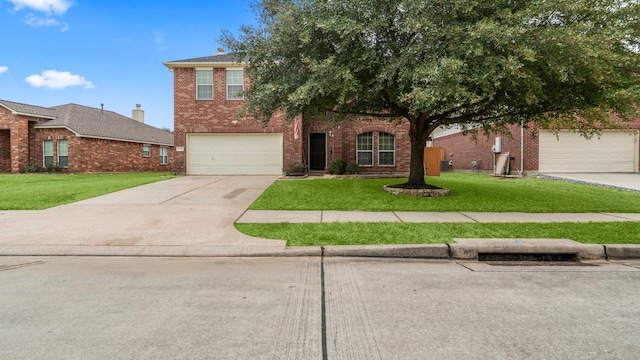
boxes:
[520,121,524,176]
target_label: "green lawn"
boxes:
[238,173,640,245]
[250,173,640,213]
[0,173,175,210]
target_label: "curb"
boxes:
[605,245,640,259]
[1,244,639,259]
[323,244,450,258]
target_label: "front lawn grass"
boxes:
[238,173,640,245]
[236,222,640,246]
[250,173,640,213]
[0,173,175,210]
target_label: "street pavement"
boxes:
[1,256,639,360]
[0,173,639,258]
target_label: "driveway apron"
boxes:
[0,176,286,251]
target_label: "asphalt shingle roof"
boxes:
[165,53,247,65]
[34,103,173,146]
[0,99,58,119]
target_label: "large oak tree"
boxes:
[224,0,640,186]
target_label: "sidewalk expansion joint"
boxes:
[320,246,328,360]
[459,212,480,222]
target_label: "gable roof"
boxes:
[0,99,58,119]
[34,103,174,146]
[163,53,246,70]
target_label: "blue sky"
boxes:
[0,0,257,130]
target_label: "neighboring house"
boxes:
[163,52,411,175]
[431,120,640,174]
[0,99,174,173]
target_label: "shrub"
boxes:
[44,162,55,173]
[329,158,347,175]
[24,162,43,173]
[285,162,306,176]
[346,162,360,174]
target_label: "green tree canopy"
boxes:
[224,0,640,185]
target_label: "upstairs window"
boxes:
[57,139,68,167]
[378,133,395,166]
[43,140,53,166]
[357,132,373,166]
[226,69,244,100]
[196,70,213,100]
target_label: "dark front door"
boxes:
[309,133,326,171]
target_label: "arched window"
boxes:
[357,132,373,166]
[378,132,395,166]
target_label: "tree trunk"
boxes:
[407,121,427,186]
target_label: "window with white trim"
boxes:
[196,70,213,100]
[226,69,244,100]
[57,139,68,167]
[378,133,395,166]
[160,147,169,165]
[43,140,53,166]
[143,144,151,157]
[357,132,373,166]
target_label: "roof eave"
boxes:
[163,61,246,71]
[0,103,57,119]
[33,124,80,136]
[35,124,173,146]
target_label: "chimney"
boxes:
[132,103,144,123]
[217,47,224,55]
[100,103,104,115]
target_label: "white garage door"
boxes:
[539,130,638,173]
[187,133,283,175]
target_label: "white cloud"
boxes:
[25,70,95,89]
[7,0,72,15]
[25,14,59,27]
[0,66,8,75]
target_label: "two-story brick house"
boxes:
[163,52,412,175]
[0,100,174,173]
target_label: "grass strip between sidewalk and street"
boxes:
[236,222,640,246]
[0,173,175,210]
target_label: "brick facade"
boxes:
[0,104,173,174]
[433,120,640,174]
[308,118,411,174]
[34,128,172,173]
[432,123,539,174]
[171,64,412,175]
[172,67,294,174]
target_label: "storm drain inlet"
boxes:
[478,252,579,262]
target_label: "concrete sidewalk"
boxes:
[236,210,640,223]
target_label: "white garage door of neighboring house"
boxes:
[187,133,283,175]
[539,130,639,173]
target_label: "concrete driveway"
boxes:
[0,176,289,256]
[539,172,640,192]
